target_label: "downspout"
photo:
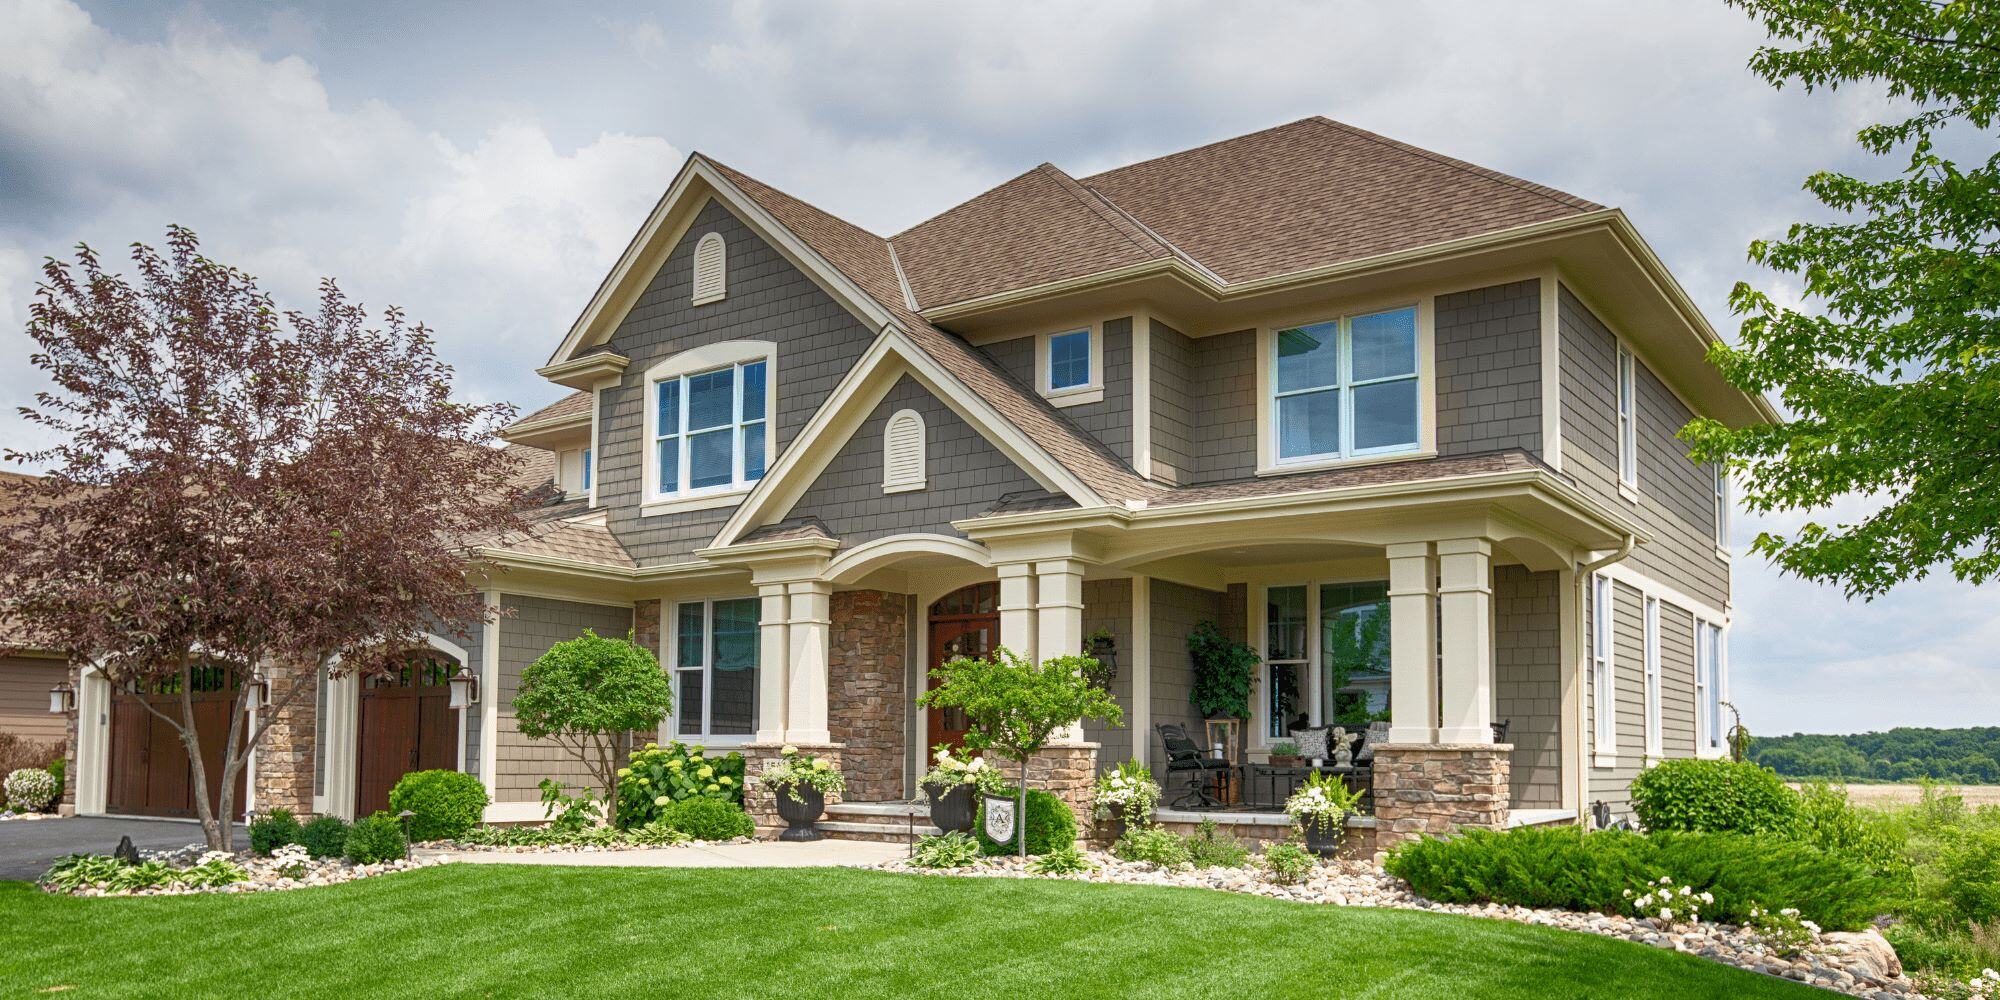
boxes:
[1574,533,1636,827]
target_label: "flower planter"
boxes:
[926,782,975,834]
[1269,755,1301,769]
[773,785,826,842]
[1100,801,1131,845]
[1300,821,1344,857]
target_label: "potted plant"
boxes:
[1083,627,1118,688]
[916,745,989,834]
[1188,620,1255,723]
[1091,760,1161,844]
[1285,770,1365,856]
[755,745,846,842]
[1268,740,1302,768]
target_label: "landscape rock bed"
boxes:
[44,843,449,898]
[415,835,754,854]
[866,853,1923,999]
[0,810,61,822]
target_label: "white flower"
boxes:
[1699,892,1713,904]
[1658,908,1673,921]
[780,744,798,756]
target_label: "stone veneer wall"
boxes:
[982,744,1097,831]
[741,742,843,833]
[253,658,317,817]
[827,590,907,802]
[60,662,78,813]
[1370,743,1512,853]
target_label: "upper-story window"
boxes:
[1616,345,1639,491]
[1591,572,1616,757]
[692,232,727,305]
[1272,305,1420,465]
[1035,325,1102,406]
[642,340,776,513]
[1713,465,1730,552]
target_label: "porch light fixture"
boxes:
[447,664,479,710]
[246,669,271,711]
[48,680,75,715]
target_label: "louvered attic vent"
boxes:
[882,409,926,494]
[692,232,726,305]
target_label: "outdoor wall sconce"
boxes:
[246,669,271,711]
[448,664,479,711]
[47,680,75,715]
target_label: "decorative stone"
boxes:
[981,744,1097,830]
[1369,743,1511,854]
[826,590,906,803]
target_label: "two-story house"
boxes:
[62,118,1770,849]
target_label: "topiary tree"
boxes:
[917,647,1120,856]
[388,770,490,841]
[512,629,671,828]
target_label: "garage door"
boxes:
[107,666,247,820]
[354,653,458,817]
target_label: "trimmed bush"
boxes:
[614,742,746,829]
[1186,817,1250,868]
[46,759,65,797]
[249,808,303,855]
[657,797,754,841]
[1628,758,1799,835]
[975,789,1077,855]
[388,770,489,842]
[1383,825,1885,931]
[4,767,58,812]
[343,812,408,864]
[299,816,350,859]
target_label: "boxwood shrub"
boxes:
[344,812,409,864]
[388,770,490,841]
[249,808,303,855]
[1383,825,1885,931]
[658,797,754,841]
[975,789,1076,855]
[1628,758,1799,835]
[299,815,350,859]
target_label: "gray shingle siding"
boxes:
[1558,284,1728,612]
[493,595,635,801]
[1660,599,1698,760]
[596,199,877,565]
[1436,279,1543,458]
[1495,566,1561,808]
[1191,330,1258,482]
[1147,319,1196,482]
[782,374,1045,545]
[978,318,1135,468]
[1149,579,1223,763]
[1081,578,1134,770]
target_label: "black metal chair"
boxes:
[1491,719,1511,744]
[1158,723,1236,808]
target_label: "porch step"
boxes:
[816,801,941,844]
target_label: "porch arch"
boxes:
[827,533,990,585]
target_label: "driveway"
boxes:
[0,816,243,882]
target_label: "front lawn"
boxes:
[0,865,1823,998]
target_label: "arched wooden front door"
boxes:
[355,652,458,817]
[107,665,247,819]
[927,583,999,751]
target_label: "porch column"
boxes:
[1437,538,1496,744]
[1386,542,1439,744]
[754,583,790,744]
[1036,558,1087,745]
[997,561,1038,661]
[785,580,833,745]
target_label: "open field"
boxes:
[1791,783,2000,807]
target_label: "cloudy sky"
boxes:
[3,0,1992,736]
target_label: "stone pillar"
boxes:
[785,581,833,745]
[997,562,1038,661]
[1386,542,1439,745]
[982,743,1098,832]
[827,590,907,802]
[740,742,843,835]
[60,661,80,815]
[755,584,790,744]
[1437,538,1496,745]
[252,659,317,817]
[1370,743,1511,853]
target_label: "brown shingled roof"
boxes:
[484,498,635,569]
[1153,450,1545,507]
[510,391,591,429]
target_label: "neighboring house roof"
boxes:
[500,443,559,492]
[509,391,591,430]
[488,498,637,570]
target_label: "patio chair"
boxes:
[1158,723,1235,809]
[1491,719,1511,744]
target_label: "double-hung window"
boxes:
[1713,465,1730,551]
[654,359,767,497]
[1592,573,1616,756]
[1273,305,1420,465]
[1264,585,1309,739]
[1643,596,1662,759]
[673,598,760,740]
[1616,346,1639,490]
[1695,619,1726,754]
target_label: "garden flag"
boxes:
[982,793,1015,843]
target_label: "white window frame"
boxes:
[640,340,776,517]
[882,408,927,494]
[692,232,727,306]
[1035,323,1103,406]
[1255,298,1435,476]
[1591,572,1617,766]
[1616,345,1639,498]
[1248,577,1395,749]
[1713,465,1731,558]
[668,597,760,746]
[1695,618,1728,758]
[1643,595,1662,761]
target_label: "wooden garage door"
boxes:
[107,666,247,820]
[354,653,458,817]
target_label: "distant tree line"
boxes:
[1749,728,2000,784]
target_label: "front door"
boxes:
[926,583,999,752]
[355,653,458,816]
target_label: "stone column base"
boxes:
[741,743,844,834]
[981,743,1098,832]
[1369,742,1511,854]
[251,658,317,818]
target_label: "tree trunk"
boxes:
[173,657,225,851]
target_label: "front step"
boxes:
[815,801,941,844]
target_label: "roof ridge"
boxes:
[1078,116,1318,184]
[1035,163,1171,260]
[1083,182,1228,286]
[1307,117,1602,213]
[704,155,889,239]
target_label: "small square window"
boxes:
[1048,330,1091,391]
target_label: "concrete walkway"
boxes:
[417,838,906,868]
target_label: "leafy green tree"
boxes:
[1685,1,2000,596]
[512,629,671,827]
[917,648,1121,855]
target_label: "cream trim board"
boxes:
[1595,562,1730,625]
[640,340,777,510]
[1131,309,1154,480]
[1034,321,1105,407]
[1130,575,1152,768]
[1539,268,1563,472]
[479,591,501,799]
[1254,295,1436,476]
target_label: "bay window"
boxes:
[1272,305,1420,466]
[672,598,760,740]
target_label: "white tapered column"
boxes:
[785,580,832,745]
[1386,542,1439,745]
[1437,538,1496,745]
[1035,558,1088,745]
[754,584,790,744]
[997,562,1038,662]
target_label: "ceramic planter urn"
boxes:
[774,785,826,842]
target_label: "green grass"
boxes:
[0,865,1825,999]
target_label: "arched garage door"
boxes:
[107,666,248,819]
[354,652,458,817]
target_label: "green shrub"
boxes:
[249,808,302,855]
[1933,827,2000,926]
[975,789,1076,855]
[1029,844,1095,875]
[388,770,490,841]
[1885,920,2000,984]
[1628,758,1799,835]
[1186,817,1249,868]
[1260,841,1316,885]
[911,831,983,869]
[1792,781,1913,891]
[45,759,64,796]
[615,741,747,829]
[299,816,350,859]
[1113,825,1193,869]
[657,797,754,841]
[453,823,687,849]
[4,767,58,812]
[1383,825,1885,931]
[343,812,408,864]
